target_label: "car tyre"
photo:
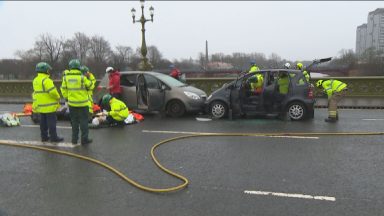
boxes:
[166,100,186,117]
[287,102,307,121]
[210,101,228,119]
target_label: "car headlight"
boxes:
[184,91,201,100]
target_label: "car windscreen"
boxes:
[154,73,187,87]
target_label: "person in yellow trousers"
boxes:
[80,65,96,121]
[61,59,93,145]
[248,60,263,94]
[316,79,348,123]
[32,62,63,142]
[101,94,129,127]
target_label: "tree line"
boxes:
[0,32,383,80]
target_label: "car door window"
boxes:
[120,74,137,87]
[144,74,160,89]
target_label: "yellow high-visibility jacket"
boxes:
[277,76,290,94]
[32,73,60,113]
[321,79,347,98]
[61,69,93,107]
[86,71,96,113]
[108,98,129,121]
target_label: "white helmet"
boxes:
[284,62,291,69]
[106,66,114,73]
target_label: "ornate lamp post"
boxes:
[131,0,154,71]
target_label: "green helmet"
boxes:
[80,65,89,74]
[102,94,113,105]
[35,62,52,73]
[68,59,81,70]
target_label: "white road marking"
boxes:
[142,130,319,139]
[362,119,384,121]
[0,139,78,148]
[21,125,72,129]
[244,190,336,202]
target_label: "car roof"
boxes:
[118,71,164,76]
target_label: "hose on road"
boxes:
[0,131,383,193]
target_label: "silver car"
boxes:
[95,71,207,117]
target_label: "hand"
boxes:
[102,110,108,116]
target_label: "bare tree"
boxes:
[110,45,133,69]
[63,32,90,63]
[37,33,64,67]
[147,45,163,66]
[89,35,111,63]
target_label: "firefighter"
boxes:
[101,94,129,126]
[32,62,63,142]
[316,79,348,122]
[80,65,96,120]
[248,60,263,94]
[61,59,93,145]
[296,62,310,82]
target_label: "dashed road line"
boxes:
[142,130,319,139]
[362,119,384,121]
[0,139,78,148]
[21,125,72,129]
[244,190,336,202]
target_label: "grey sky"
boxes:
[0,1,381,61]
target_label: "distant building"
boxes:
[356,24,367,56]
[356,8,384,56]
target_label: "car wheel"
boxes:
[210,101,227,119]
[166,100,186,117]
[287,102,307,121]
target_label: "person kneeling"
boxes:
[101,94,129,127]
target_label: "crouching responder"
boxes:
[32,62,63,142]
[101,94,129,126]
[316,79,348,123]
[80,65,96,121]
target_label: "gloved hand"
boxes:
[102,110,108,116]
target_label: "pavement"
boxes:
[0,104,384,216]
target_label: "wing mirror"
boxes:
[161,84,167,91]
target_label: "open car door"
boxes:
[143,74,165,112]
[136,74,149,110]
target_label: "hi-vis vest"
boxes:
[61,69,93,107]
[32,73,60,113]
[321,79,347,98]
[86,72,96,113]
[109,98,129,121]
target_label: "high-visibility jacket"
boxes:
[108,98,129,121]
[249,65,260,73]
[321,79,347,98]
[303,70,310,82]
[85,71,96,113]
[277,76,290,94]
[32,73,60,113]
[61,69,93,107]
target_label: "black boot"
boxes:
[325,117,337,123]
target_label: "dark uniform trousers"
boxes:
[69,106,89,144]
[40,112,58,140]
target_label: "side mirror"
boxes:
[161,84,167,91]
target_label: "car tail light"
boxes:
[308,87,314,99]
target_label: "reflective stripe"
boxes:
[66,87,86,90]
[335,83,346,92]
[37,102,59,107]
[68,99,89,104]
[46,86,55,92]
[41,77,47,92]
